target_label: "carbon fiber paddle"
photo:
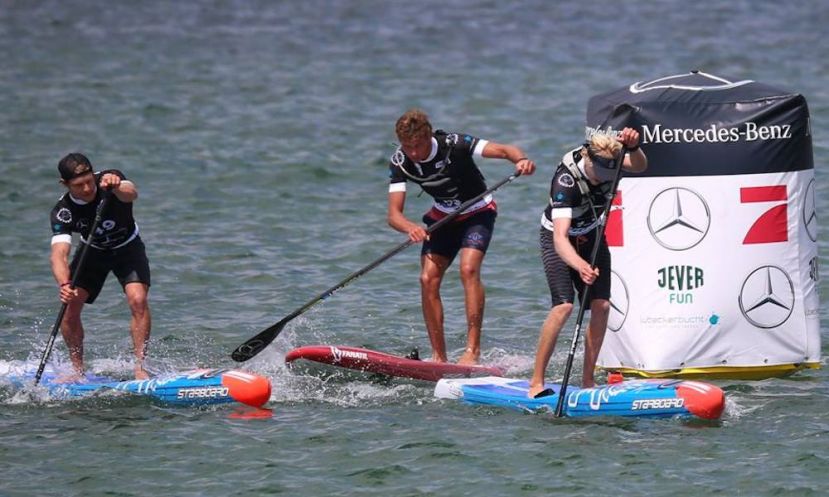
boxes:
[231,172,521,362]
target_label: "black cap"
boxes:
[58,153,94,181]
[585,146,620,183]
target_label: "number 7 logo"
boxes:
[606,191,623,247]
[741,186,788,244]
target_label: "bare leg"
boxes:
[125,282,151,380]
[457,248,485,365]
[420,254,450,362]
[59,288,89,381]
[582,299,610,388]
[528,302,573,398]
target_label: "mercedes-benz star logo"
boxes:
[647,187,711,251]
[738,265,795,329]
[803,178,817,242]
[608,270,629,332]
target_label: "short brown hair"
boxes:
[395,108,432,141]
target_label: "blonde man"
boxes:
[529,128,647,396]
[388,109,535,365]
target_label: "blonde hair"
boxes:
[395,108,433,141]
[581,133,623,161]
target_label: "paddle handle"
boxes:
[34,190,112,385]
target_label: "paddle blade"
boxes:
[231,320,287,362]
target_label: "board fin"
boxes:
[533,388,555,399]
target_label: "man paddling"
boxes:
[528,129,646,397]
[387,109,535,365]
[49,153,152,380]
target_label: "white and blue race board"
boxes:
[435,376,725,419]
[1,364,271,407]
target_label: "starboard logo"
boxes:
[177,387,229,399]
[641,122,793,144]
[658,265,704,304]
[631,398,685,410]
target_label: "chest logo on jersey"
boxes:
[558,173,575,188]
[391,149,406,167]
[56,208,72,223]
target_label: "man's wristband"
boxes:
[625,144,640,153]
[516,157,528,163]
[60,282,72,287]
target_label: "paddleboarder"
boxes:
[49,153,152,380]
[528,129,646,397]
[387,109,535,365]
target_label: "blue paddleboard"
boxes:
[2,365,271,407]
[435,376,725,419]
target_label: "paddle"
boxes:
[35,188,112,385]
[554,105,633,417]
[231,172,521,362]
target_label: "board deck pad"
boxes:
[285,345,505,382]
[435,376,725,419]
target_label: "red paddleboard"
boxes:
[285,345,505,382]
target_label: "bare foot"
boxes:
[527,384,546,399]
[134,366,151,380]
[430,353,448,363]
[457,348,479,366]
[52,371,85,384]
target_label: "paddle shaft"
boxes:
[34,190,112,385]
[553,148,625,417]
[231,172,521,362]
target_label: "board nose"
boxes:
[676,382,725,420]
[222,370,272,407]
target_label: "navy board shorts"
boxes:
[540,227,610,307]
[70,237,151,304]
[421,208,497,262]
